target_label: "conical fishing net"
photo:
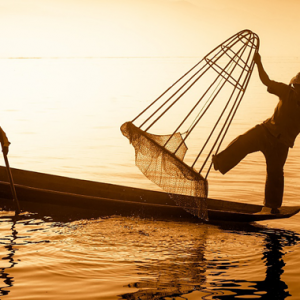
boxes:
[121,122,208,220]
[121,30,259,221]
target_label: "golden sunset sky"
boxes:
[0,0,299,58]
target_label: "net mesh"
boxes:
[121,122,208,220]
[121,31,259,221]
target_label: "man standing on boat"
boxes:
[213,52,300,214]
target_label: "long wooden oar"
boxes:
[2,153,21,214]
[0,130,20,214]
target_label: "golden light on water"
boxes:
[0,0,299,195]
[2,2,300,300]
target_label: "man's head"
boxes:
[290,72,300,87]
[290,73,300,93]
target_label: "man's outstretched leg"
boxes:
[213,125,266,174]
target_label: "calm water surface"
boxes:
[1,57,300,299]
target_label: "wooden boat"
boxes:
[0,166,299,222]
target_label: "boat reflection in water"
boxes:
[0,216,18,297]
[120,223,300,300]
[0,211,299,299]
[0,213,52,298]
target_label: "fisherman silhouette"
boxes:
[213,53,300,214]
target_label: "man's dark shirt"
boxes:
[263,80,300,148]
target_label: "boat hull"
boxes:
[0,167,299,222]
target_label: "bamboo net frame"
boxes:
[121,30,260,220]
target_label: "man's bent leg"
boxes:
[213,125,265,174]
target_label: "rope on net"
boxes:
[121,29,260,220]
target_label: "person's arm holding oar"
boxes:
[0,127,21,214]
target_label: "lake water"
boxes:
[1,56,300,299]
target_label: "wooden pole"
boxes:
[2,153,21,214]
[0,130,20,214]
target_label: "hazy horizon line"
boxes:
[1,56,203,59]
[1,55,299,60]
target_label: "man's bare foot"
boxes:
[258,206,280,214]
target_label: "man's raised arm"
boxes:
[254,53,271,87]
